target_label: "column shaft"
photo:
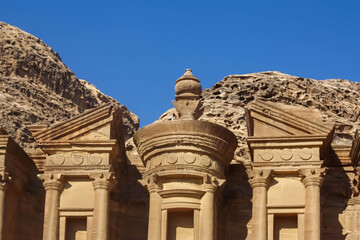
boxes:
[251,183,267,240]
[148,189,162,240]
[92,179,111,240]
[43,179,62,240]
[200,189,215,240]
[303,177,322,240]
[0,181,7,240]
[248,169,272,240]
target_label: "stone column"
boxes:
[91,172,114,240]
[42,174,63,240]
[248,169,273,240]
[299,168,325,240]
[147,175,162,240]
[0,172,9,240]
[200,184,216,240]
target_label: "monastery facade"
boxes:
[0,70,359,240]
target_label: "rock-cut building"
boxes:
[0,69,360,240]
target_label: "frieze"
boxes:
[254,147,318,163]
[145,152,223,173]
[46,153,108,167]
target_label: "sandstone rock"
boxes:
[158,71,360,163]
[0,21,139,152]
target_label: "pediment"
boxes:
[30,103,122,142]
[246,99,334,137]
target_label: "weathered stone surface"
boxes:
[0,21,139,152]
[159,71,360,163]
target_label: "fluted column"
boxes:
[147,175,162,240]
[299,168,325,240]
[91,173,114,240]
[248,169,273,240]
[200,184,216,240]
[42,174,63,240]
[0,172,9,240]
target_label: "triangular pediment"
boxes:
[246,99,334,137]
[30,103,122,142]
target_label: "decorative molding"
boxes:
[158,189,205,199]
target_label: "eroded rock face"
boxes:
[0,21,139,151]
[159,71,360,163]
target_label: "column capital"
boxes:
[298,168,326,187]
[247,169,273,188]
[0,171,10,192]
[39,173,64,191]
[202,174,225,192]
[144,174,162,193]
[90,172,115,190]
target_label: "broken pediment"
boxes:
[30,103,123,142]
[246,99,334,137]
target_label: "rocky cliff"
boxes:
[0,21,139,152]
[157,71,360,164]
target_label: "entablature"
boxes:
[247,135,328,169]
[30,104,126,174]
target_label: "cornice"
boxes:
[247,135,329,148]
[38,140,117,153]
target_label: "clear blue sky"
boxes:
[1,1,359,126]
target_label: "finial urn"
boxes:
[173,69,202,120]
[175,69,202,99]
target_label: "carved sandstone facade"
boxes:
[0,69,360,240]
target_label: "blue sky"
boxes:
[1,1,359,126]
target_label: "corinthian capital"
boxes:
[39,173,64,191]
[298,168,326,187]
[90,172,115,190]
[247,169,273,188]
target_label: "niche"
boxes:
[167,209,194,240]
[65,217,87,240]
[274,215,298,240]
